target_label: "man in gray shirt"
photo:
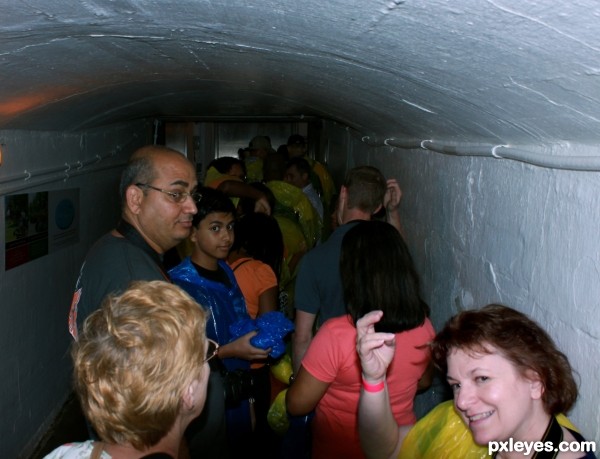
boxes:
[68,145,199,338]
[292,165,404,374]
[68,145,234,458]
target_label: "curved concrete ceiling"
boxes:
[2,0,600,148]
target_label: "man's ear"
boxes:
[338,185,347,203]
[372,203,383,215]
[126,184,144,215]
[336,186,347,225]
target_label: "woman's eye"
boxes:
[449,383,460,392]
[210,226,220,232]
[475,376,489,383]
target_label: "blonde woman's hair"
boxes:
[73,280,207,449]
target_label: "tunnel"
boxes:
[1,0,600,457]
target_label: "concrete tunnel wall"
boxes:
[353,133,600,449]
[1,0,600,456]
[1,119,599,457]
[0,123,151,458]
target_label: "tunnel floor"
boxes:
[29,393,89,458]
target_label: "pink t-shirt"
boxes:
[302,314,435,459]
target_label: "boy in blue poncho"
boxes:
[169,187,271,458]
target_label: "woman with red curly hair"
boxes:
[357,304,596,459]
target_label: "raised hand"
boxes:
[356,310,396,382]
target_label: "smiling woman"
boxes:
[430,305,587,458]
[356,305,597,459]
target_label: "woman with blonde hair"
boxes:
[44,280,213,458]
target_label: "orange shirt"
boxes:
[228,257,277,319]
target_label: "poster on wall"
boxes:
[5,192,49,270]
[4,188,79,270]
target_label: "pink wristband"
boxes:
[362,378,385,393]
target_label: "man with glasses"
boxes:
[68,145,199,339]
[68,145,234,459]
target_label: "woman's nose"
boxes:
[454,384,475,412]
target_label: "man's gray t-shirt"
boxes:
[294,221,358,326]
[68,233,166,338]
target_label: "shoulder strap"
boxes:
[90,442,104,459]
[232,258,252,272]
[492,416,563,459]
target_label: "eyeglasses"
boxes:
[204,338,219,363]
[135,183,202,204]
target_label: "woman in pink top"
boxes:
[286,220,435,459]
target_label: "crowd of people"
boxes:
[50,137,595,459]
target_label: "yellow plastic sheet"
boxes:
[204,165,224,186]
[267,389,290,435]
[398,400,488,459]
[245,157,264,183]
[398,400,579,459]
[274,215,307,286]
[268,214,305,317]
[267,180,321,248]
[311,160,336,210]
[271,353,293,385]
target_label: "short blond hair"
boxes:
[343,166,387,214]
[73,281,207,449]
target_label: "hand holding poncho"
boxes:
[229,311,294,358]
